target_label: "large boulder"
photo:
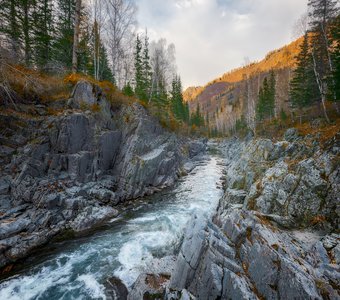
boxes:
[169,210,339,299]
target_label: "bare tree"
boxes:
[292,12,310,39]
[149,38,176,99]
[105,0,136,87]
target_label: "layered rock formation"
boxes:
[132,128,339,299]
[0,81,206,270]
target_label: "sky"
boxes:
[136,0,308,88]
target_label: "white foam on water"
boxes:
[0,157,224,298]
[0,248,94,300]
[76,274,106,299]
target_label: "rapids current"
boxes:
[0,156,224,300]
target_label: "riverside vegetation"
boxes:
[0,0,339,299]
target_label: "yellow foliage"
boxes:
[90,103,101,113]
[0,63,70,103]
[184,37,303,102]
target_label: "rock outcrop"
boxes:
[0,80,206,270]
[166,129,339,299]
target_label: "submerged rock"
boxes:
[104,277,129,300]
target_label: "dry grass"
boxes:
[0,62,70,104]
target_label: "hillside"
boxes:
[184,37,302,102]
[184,37,304,134]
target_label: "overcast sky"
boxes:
[135,0,308,88]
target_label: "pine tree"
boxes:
[308,0,339,120]
[257,84,266,121]
[72,0,81,73]
[0,0,22,57]
[170,75,188,122]
[268,70,276,119]
[134,34,144,100]
[32,0,54,69]
[142,32,152,101]
[122,82,134,96]
[77,11,93,75]
[0,0,36,65]
[256,73,276,121]
[53,0,76,69]
[191,103,204,126]
[329,14,340,103]
[20,0,35,66]
[98,44,114,82]
[290,33,319,109]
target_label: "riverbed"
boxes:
[0,156,224,300]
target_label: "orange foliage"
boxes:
[1,63,70,103]
[184,37,303,102]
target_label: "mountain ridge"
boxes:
[183,36,303,103]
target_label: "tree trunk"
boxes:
[23,0,30,66]
[72,0,81,74]
[312,49,330,123]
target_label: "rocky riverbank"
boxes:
[130,127,340,299]
[0,80,207,271]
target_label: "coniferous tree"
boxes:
[191,103,204,126]
[257,78,268,120]
[170,75,188,122]
[53,0,76,69]
[256,73,276,121]
[0,0,22,57]
[329,14,340,103]
[308,0,339,120]
[72,0,81,73]
[142,33,152,101]
[77,11,93,75]
[20,0,35,66]
[122,82,134,96]
[32,0,54,69]
[0,0,35,65]
[98,44,114,82]
[134,34,144,100]
[268,70,276,119]
[290,33,319,109]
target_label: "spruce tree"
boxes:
[142,33,152,102]
[268,70,276,119]
[0,0,22,57]
[329,14,340,102]
[290,33,319,109]
[134,34,144,100]
[170,75,188,122]
[98,44,114,82]
[257,78,269,121]
[256,73,276,121]
[122,82,134,96]
[32,0,54,69]
[53,0,76,69]
[308,0,339,119]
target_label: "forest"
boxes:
[185,0,340,137]
[0,0,193,132]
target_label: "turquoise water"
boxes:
[0,157,223,300]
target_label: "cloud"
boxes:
[136,0,308,88]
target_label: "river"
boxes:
[0,156,224,300]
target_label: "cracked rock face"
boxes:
[0,80,207,270]
[170,210,339,299]
[166,130,339,299]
